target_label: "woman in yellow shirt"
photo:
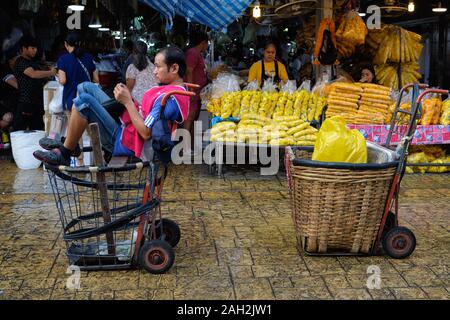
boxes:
[248,41,289,88]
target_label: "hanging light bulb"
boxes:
[432,2,447,12]
[68,0,85,11]
[253,1,261,18]
[88,0,102,28]
[98,27,110,32]
[408,1,415,12]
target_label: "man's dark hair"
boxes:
[19,35,38,49]
[190,32,208,47]
[158,45,186,78]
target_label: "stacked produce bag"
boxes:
[366,25,423,89]
[386,96,448,125]
[441,99,450,125]
[406,146,449,173]
[325,82,393,124]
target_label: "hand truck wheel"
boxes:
[154,218,181,247]
[383,226,416,259]
[139,240,175,274]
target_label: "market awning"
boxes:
[139,0,253,30]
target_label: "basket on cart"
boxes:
[285,144,398,255]
[285,84,449,258]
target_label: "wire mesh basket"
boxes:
[46,161,158,270]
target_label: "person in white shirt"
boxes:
[125,41,158,105]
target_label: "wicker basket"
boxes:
[285,147,397,255]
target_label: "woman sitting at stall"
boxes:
[248,40,289,88]
[359,65,376,84]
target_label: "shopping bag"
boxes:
[49,83,64,114]
[312,116,367,163]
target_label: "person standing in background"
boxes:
[0,51,19,133]
[121,40,134,83]
[13,35,57,131]
[125,41,158,105]
[57,32,99,111]
[183,32,209,156]
[248,40,289,88]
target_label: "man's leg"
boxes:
[34,93,119,165]
[77,82,111,104]
[63,107,88,150]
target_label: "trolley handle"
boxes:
[184,82,201,91]
[402,83,428,90]
[161,90,196,107]
[416,89,449,105]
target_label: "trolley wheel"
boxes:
[139,240,175,274]
[383,227,416,259]
[154,218,181,247]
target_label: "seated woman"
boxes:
[359,65,376,84]
[34,46,190,166]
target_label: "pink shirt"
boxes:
[184,47,207,90]
[120,85,190,158]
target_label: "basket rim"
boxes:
[291,158,399,170]
[44,160,152,174]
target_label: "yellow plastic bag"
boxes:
[312,116,367,163]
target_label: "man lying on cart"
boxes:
[34,45,190,166]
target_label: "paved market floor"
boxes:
[0,160,449,300]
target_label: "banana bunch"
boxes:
[207,89,325,123]
[336,10,368,58]
[210,121,237,142]
[258,92,272,118]
[375,62,421,90]
[206,98,222,116]
[370,25,423,65]
[240,90,256,116]
[210,115,318,146]
[273,92,289,118]
[249,91,262,114]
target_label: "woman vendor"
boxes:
[359,65,376,84]
[248,41,289,88]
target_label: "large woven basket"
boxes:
[285,147,398,255]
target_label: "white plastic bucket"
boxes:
[10,130,46,170]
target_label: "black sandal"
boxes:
[39,136,81,157]
[33,149,71,166]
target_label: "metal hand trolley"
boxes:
[45,87,196,274]
[285,83,448,258]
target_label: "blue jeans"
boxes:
[73,82,119,153]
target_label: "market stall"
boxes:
[196,1,450,175]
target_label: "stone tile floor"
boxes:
[0,160,448,300]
